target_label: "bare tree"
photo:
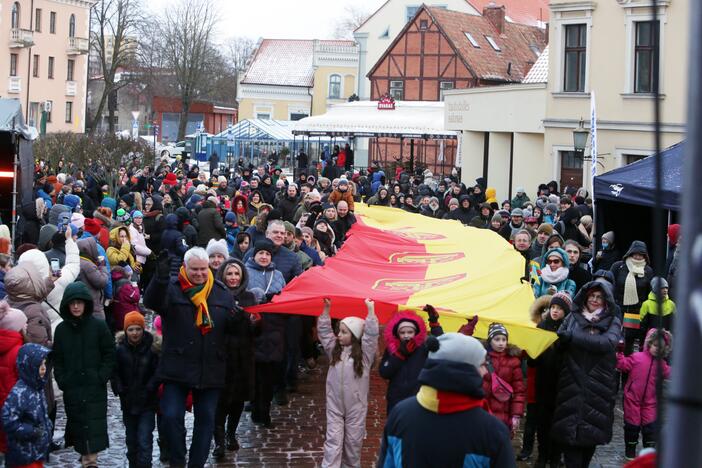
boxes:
[223,35,256,101]
[333,5,371,40]
[157,0,219,140]
[88,0,142,134]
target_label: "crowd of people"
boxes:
[0,153,679,468]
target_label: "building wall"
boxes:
[544,0,687,191]
[237,97,312,121]
[1,0,93,132]
[311,66,357,116]
[354,0,479,99]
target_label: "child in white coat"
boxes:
[318,298,379,468]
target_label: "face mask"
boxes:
[601,241,609,249]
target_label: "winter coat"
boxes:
[4,263,52,348]
[106,227,139,271]
[143,272,237,389]
[244,258,286,298]
[639,292,675,337]
[112,331,160,415]
[80,232,113,300]
[378,358,514,468]
[1,344,52,466]
[128,224,152,264]
[278,194,300,223]
[18,241,80,324]
[0,270,6,301]
[533,248,577,298]
[328,189,355,212]
[197,203,226,247]
[379,311,443,414]
[482,347,526,427]
[245,244,302,284]
[610,241,654,308]
[160,214,189,279]
[551,281,621,447]
[77,237,109,320]
[109,268,141,333]
[215,258,258,399]
[616,329,671,426]
[53,282,115,455]
[445,195,476,225]
[0,329,22,453]
[511,193,530,209]
[569,262,592,294]
[554,207,590,246]
[143,208,165,254]
[318,310,379,456]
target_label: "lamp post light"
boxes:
[131,111,140,139]
[572,118,590,158]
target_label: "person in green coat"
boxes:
[53,281,115,467]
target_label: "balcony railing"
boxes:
[67,37,90,55]
[10,28,34,48]
[66,81,77,96]
[8,77,21,94]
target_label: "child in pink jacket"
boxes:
[318,298,379,468]
[616,327,672,460]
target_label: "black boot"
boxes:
[625,442,638,460]
[226,434,239,451]
[624,423,641,461]
[213,425,226,459]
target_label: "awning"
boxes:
[0,99,38,140]
[292,101,457,139]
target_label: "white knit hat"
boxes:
[206,239,229,259]
[341,316,365,340]
[427,333,486,369]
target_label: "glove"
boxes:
[399,339,417,357]
[156,251,171,281]
[423,304,439,325]
[458,316,479,336]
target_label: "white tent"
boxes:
[291,101,457,139]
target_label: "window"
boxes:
[50,12,56,34]
[35,9,42,32]
[256,113,271,120]
[439,81,454,90]
[46,101,53,123]
[464,32,480,48]
[28,102,39,127]
[406,6,419,23]
[33,55,39,77]
[10,54,18,77]
[634,21,659,94]
[67,59,75,81]
[11,2,20,28]
[290,113,308,121]
[485,36,501,52]
[69,14,75,37]
[328,74,342,99]
[65,102,73,123]
[389,80,404,100]
[419,20,428,30]
[563,24,587,92]
[625,154,648,165]
[48,57,54,79]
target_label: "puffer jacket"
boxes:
[551,281,621,447]
[4,263,52,348]
[106,227,139,271]
[1,344,52,466]
[0,328,22,453]
[244,258,286,298]
[616,328,671,426]
[533,248,577,298]
[483,347,526,428]
[110,267,140,332]
[77,237,109,320]
[379,310,443,414]
[196,202,226,247]
[19,241,80,324]
[112,331,160,415]
[160,214,189,279]
[128,224,152,264]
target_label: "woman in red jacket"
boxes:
[0,301,27,454]
[482,322,526,438]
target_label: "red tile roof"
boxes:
[467,0,549,27]
[428,7,547,83]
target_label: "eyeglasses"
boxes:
[546,259,562,265]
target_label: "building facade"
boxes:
[237,39,358,121]
[152,96,237,144]
[445,0,687,201]
[1,0,93,132]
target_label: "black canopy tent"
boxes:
[593,141,683,267]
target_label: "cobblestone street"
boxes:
[45,357,628,467]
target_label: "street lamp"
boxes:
[572,118,589,158]
[131,111,140,139]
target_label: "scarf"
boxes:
[178,265,214,335]
[540,265,569,285]
[416,385,488,414]
[624,257,646,306]
[582,307,604,323]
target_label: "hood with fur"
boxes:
[530,295,552,324]
[644,328,672,358]
[115,329,162,354]
[383,310,427,354]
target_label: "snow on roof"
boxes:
[466,0,549,28]
[292,101,457,139]
[522,45,548,83]
[216,119,296,141]
[241,39,356,88]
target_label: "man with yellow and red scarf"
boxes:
[144,247,239,468]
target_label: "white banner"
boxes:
[590,91,597,196]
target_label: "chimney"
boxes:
[483,3,506,35]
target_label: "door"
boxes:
[560,150,583,191]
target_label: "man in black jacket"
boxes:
[144,247,238,468]
[379,333,514,467]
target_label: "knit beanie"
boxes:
[448,198,459,208]
[131,210,144,219]
[300,226,314,238]
[491,213,503,223]
[395,319,419,336]
[64,194,81,211]
[225,211,237,223]
[70,212,85,229]
[283,221,295,234]
[487,322,508,342]
[206,239,229,258]
[341,316,365,340]
[0,301,27,332]
[511,208,524,217]
[116,208,130,224]
[549,291,573,313]
[83,217,102,236]
[425,333,486,369]
[253,239,275,256]
[218,176,227,184]
[545,203,558,213]
[537,223,554,236]
[123,311,145,331]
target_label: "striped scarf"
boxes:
[178,266,214,335]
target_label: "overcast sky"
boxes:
[147,0,386,41]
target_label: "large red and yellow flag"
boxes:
[247,205,557,357]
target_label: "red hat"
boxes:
[84,217,102,236]
[163,173,178,186]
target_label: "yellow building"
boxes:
[237,39,358,121]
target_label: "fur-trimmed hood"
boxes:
[115,329,162,354]
[92,209,114,229]
[383,310,427,355]
[530,295,552,324]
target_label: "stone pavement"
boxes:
[45,357,628,467]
